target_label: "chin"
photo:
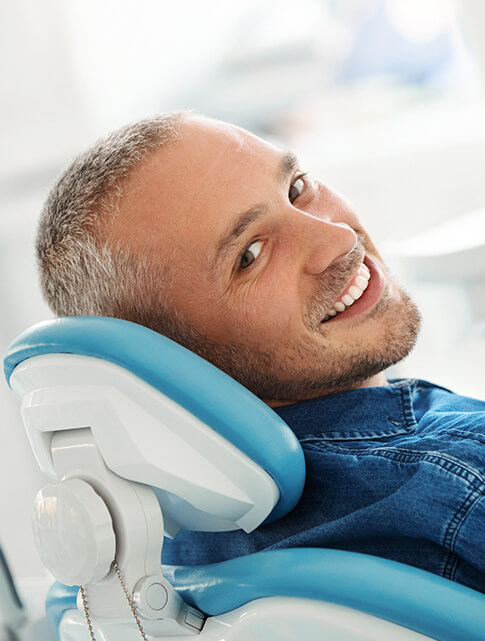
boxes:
[261,289,422,403]
[186,283,421,406]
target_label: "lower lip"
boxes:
[323,256,385,324]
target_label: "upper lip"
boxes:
[304,238,367,330]
[309,253,366,329]
[333,256,367,306]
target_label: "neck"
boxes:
[266,372,389,408]
[355,371,388,389]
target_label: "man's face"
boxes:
[110,115,420,403]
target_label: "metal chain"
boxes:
[79,585,97,641]
[80,561,148,641]
[113,561,148,641]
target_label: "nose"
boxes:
[298,215,358,275]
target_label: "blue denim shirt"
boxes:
[163,379,485,593]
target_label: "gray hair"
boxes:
[36,112,195,340]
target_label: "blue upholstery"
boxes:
[4,317,305,522]
[46,583,78,641]
[47,549,485,641]
[168,550,485,640]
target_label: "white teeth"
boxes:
[323,308,338,321]
[321,260,372,323]
[348,285,364,300]
[355,275,368,289]
[341,294,355,307]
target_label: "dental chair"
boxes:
[3,317,485,641]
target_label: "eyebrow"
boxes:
[210,150,299,279]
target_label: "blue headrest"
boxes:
[4,317,305,522]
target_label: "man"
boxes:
[37,112,485,593]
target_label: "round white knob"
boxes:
[32,479,115,586]
[146,582,168,610]
[133,576,170,618]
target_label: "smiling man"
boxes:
[101,114,420,404]
[37,112,485,593]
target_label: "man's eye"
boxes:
[239,240,264,270]
[289,175,305,203]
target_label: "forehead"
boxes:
[111,115,282,256]
[179,114,276,169]
[171,115,282,210]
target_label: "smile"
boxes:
[322,260,371,322]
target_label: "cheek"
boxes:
[188,254,306,344]
[241,272,303,339]
[169,270,230,339]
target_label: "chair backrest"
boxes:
[5,318,485,641]
[4,316,306,535]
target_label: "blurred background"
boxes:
[1,0,484,633]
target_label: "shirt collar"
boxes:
[274,379,418,440]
